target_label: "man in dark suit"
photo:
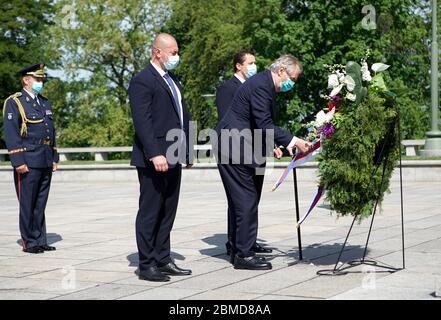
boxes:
[215,51,282,262]
[216,51,257,120]
[215,54,311,270]
[129,33,192,282]
[3,63,59,254]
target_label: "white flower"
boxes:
[330,84,344,97]
[361,62,372,82]
[346,92,356,101]
[324,108,335,122]
[327,74,339,89]
[315,110,327,127]
[371,63,390,72]
[315,109,335,127]
[336,71,345,83]
[344,75,356,92]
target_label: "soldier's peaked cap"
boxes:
[16,63,46,78]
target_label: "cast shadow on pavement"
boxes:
[16,232,62,247]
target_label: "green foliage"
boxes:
[166,0,251,129]
[49,77,134,148]
[43,0,170,147]
[168,0,432,139]
[0,0,435,150]
[318,89,399,219]
[48,0,171,107]
[0,0,54,147]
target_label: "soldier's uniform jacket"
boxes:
[3,89,59,168]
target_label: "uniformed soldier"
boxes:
[2,63,59,254]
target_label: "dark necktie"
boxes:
[163,73,182,127]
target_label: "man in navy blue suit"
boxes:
[129,33,192,282]
[216,51,257,121]
[215,54,311,270]
[215,51,283,262]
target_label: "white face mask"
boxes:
[244,64,257,78]
[164,54,180,70]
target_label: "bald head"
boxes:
[152,33,177,51]
[151,33,179,72]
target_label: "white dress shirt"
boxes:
[150,61,184,125]
[234,73,246,84]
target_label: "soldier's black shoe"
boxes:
[251,242,273,254]
[158,262,192,276]
[40,245,56,251]
[23,246,44,254]
[234,255,272,270]
[139,266,170,282]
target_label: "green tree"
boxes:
[168,0,432,139]
[166,0,252,129]
[48,0,171,108]
[46,0,171,147]
[0,0,54,148]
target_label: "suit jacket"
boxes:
[129,63,191,168]
[215,70,293,166]
[215,75,242,121]
[3,89,59,168]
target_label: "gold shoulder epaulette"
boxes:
[2,92,22,118]
[3,92,43,136]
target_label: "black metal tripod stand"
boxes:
[316,113,405,276]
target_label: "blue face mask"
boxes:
[164,55,180,70]
[280,78,295,92]
[32,81,43,95]
[244,64,257,78]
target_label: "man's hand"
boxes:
[287,139,312,157]
[274,147,283,160]
[15,164,29,175]
[295,138,312,154]
[151,155,168,172]
[52,162,58,173]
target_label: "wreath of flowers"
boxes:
[308,52,400,219]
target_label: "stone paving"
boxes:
[0,172,440,300]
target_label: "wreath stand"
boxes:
[293,167,303,261]
[292,112,405,275]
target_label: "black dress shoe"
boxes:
[158,262,192,276]
[251,242,273,254]
[23,246,44,254]
[139,266,170,282]
[40,245,56,251]
[234,255,272,270]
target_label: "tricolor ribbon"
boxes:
[296,186,325,228]
[272,140,321,192]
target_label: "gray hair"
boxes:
[270,54,303,74]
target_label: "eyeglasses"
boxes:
[284,69,297,82]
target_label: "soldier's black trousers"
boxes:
[135,165,181,271]
[13,167,52,250]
